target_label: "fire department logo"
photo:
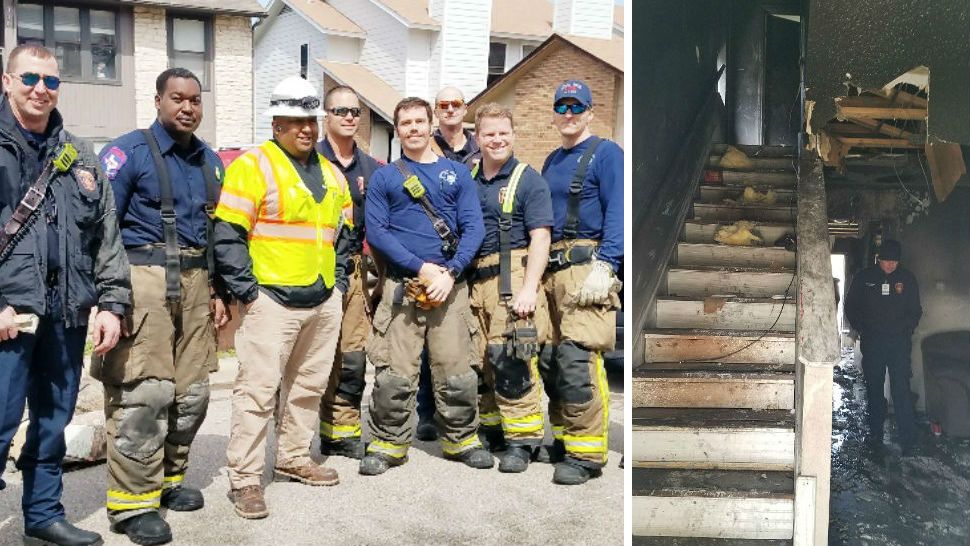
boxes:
[498,186,508,204]
[560,81,583,93]
[75,168,96,192]
[895,282,904,294]
[439,169,457,186]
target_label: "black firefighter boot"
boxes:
[160,486,204,511]
[320,437,366,459]
[553,457,603,486]
[534,439,565,464]
[498,445,531,473]
[478,425,507,453]
[112,512,172,546]
[24,519,104,546]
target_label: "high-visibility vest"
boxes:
[215,141,352,288]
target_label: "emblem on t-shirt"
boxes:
[895,282,904,294]
[498,186,508,204]
[439,169,457,186]
[75,168,96,192]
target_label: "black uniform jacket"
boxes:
[0,97,131,326]
[845,264,922,337]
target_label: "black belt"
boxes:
[470,255,529,282]
[547,244,596,272]
[127,246,208,270]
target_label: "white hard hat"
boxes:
[263,76,325,117]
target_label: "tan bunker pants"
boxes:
[92,261,215,524]
[540,239,616,468]
[365,277,482,461]
[470,249,550,447]
[319,258,370,442]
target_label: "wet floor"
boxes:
[829,348,970,546]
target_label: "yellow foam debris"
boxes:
[741,186,777,205]
[719,145,754,169]
[714,221,762,246]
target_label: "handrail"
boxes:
[631,65,725,367]
[793,152,839,546]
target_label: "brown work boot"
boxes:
[274,458,340,486]
[230,485,268,519]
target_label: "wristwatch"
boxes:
[446,265,462,280]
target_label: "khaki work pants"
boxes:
[226,290,342,489]
[541,239,616,467]
[470,249,550,447]
[319,258,370,442]
[365,277,482,460]
[92,262,215,524]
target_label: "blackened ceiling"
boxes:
[806,0,970,144]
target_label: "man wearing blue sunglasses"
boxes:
[0,44,131,546]
[538,79,623,485]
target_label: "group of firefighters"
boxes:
[0,43,622,546]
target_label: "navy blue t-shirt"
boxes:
[474,156,553,256]
[101,120,222,248]
[365,155,484,274]
[542,137,624,271]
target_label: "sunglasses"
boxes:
[329,107,362,118]
[553,102,588,115]
[437,99,464,110]
[12,72,61,90]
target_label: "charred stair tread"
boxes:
[643,328,796,339]
[633,370,794,382]
[637,361,796,373]
[698,185,795,203]
[633,468,795,499]
[657,295,796,305]
[632,407,795,429]
[669,265,795,274]
[634,537,792,546]
[693,203,796,213]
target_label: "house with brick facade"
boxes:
[463,32,623,168]
[252,0,622,162]
[2,0,265,150]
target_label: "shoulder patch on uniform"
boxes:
[101,146,127,180]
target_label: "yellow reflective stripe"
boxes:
[106,500,161,511]
[368,440,408,459]
[162,474,184,489]
[596,352,610,463]
[501,163,529,214]
[441,435,482,455]
[217,188,257,219]
[562,434,607,454]
[106,488,162,511]
[552,425,564,441]
[320,421,362,439]
[502,413,544,433]
[480,412,502,427]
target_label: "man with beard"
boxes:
[96,67,227,545]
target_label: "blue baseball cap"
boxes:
[554,79,593,107]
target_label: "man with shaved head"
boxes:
[431,86,480,169]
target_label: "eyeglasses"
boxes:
[553,102,588,115]
[270,96,321,110]
[436,99,464,110]
[329,107,361,118]
[12,72,61,90]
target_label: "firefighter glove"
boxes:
[577,257,621,306]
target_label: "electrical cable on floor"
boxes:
[677,268,797,364]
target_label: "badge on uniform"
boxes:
[101,146,127,180]
[75,168,96,192]
[881,283,890,296]
[497,186,508,204]
[895,282,904,294]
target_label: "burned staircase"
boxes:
[633,145,799,543]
